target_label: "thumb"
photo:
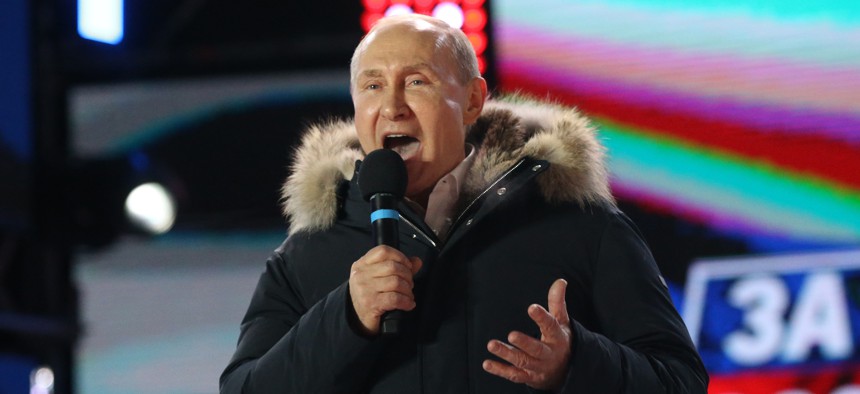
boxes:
[548,279,570,325]
[410,256,423,275]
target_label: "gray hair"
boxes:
[349,14,480,91]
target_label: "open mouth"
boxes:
[384,135,420,160]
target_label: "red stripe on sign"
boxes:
[709,368,860,393]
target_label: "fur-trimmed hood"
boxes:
[281,97,615,235]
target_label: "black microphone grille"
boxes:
[358,149,408,201]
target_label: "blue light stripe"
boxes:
[106,74,351,155]
[0,0,32,160]
[370,209,400,222]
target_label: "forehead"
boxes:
[369,18,442,47]
[357,23,447,69]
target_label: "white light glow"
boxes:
[433,2,464,29]
[385,4,414,17]
[125,182,176,235]
[30,367,54,394]
[77,0,124,45]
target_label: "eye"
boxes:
[408,79,425,86]
[366,83,381,90]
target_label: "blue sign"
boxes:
[683,249,860,392]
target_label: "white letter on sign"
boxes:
[783,271,852,362]
[724,275,788,366]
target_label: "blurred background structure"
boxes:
[1,0,858,393]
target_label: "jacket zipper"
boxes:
[450,158,527,231]
[399,214,438,249]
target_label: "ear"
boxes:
[462,77,488,125]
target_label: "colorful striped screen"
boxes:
[491,0,860,253]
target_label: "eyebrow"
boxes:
[359,69,384,79]
[404,63,435,74]
[358,63,436,79]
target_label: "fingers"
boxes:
[353,260,414,291]
[409,256,423,274]
[508,331,550,360]
[547,279,570,325]
[482,359,533,384]
[487,334,549,370]
[525,279,570,343]
[483,336,551,386]
[528,304,567,344]
[353,246,416,285]
[348,245,423,334]
[483,279,573,391]
[484,327,571,390]
[361,246,416,271]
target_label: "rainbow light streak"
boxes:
[499,60,860,190]
[577,0,860,25]
[495,1,860,69]
[497,26,860,114]
[492,0,860,247]
[600,120,860,241]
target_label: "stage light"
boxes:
[69,156,181,248]
[432,2,465,29]
[125,182,177,235]
[29,366,53,394]
[467,31,487,55]
[385,4,414,17]
[363,0,388,12]
[362,11,386,31]
[77,0,124,45]
[463,8,487,31]
[414,0,436,9]
[361,0,492,77]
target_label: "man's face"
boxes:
[352,22,482,201]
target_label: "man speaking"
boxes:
[220,14,708,393]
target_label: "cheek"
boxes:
[357,133,375,153]
[354,118,375,151]
[353,101,377,151]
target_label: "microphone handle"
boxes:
[371,194,403,335]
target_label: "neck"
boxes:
[408,189,431,211]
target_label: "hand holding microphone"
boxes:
[349,149,421,335]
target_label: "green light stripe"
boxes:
[494,0,860,69]
[584,0,860,24]
[598,120,860,240]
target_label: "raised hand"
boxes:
[483,279,572,391]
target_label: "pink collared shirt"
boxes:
[422,144,476,241]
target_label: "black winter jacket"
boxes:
[221,98,709,393]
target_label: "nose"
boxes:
[381,88,409,120]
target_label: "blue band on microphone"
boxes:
[370,209,400,222]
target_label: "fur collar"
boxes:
[281,96,615,235]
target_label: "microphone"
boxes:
[358,149,408,335]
